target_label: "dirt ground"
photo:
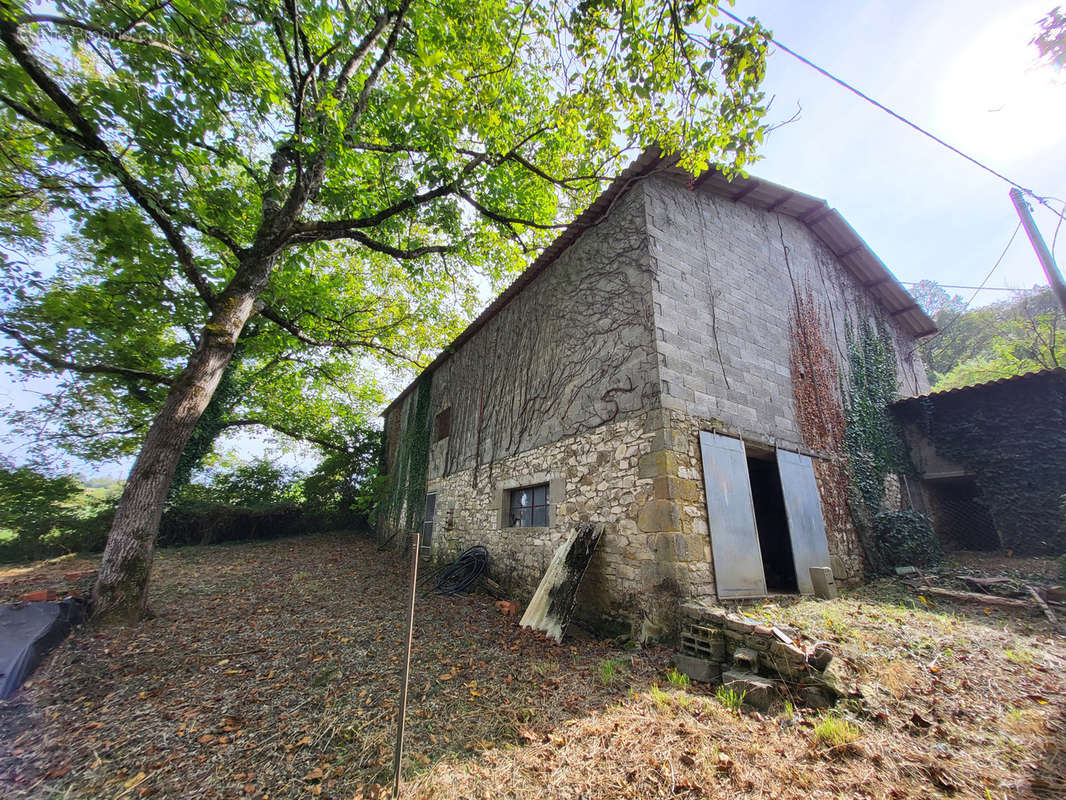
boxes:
[0,533,1063,799]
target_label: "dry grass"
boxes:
[1,534,1064,799]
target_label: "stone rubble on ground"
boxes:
[673,605,845,710]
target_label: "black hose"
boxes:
[427,545,489,595]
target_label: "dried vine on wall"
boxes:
[432,189,659,485]
[787,287,857,569]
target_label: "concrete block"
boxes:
[721,670,775,711]
[673,653,722,684]
[732,647,758,671]
[810,567,839,599]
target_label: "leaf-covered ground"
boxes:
[0,532,1063,799]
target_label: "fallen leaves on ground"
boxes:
[0,534,1063,799]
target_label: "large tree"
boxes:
[0,0,769,622]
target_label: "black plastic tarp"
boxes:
[0,598,85,699]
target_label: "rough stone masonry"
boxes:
[381,156,933,640]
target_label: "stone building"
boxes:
[892,368,1066,556]
[381,149,936,638]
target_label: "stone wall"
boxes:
[892,370,1066,555]
[423,408,718,640]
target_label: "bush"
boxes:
[874,509,942,568]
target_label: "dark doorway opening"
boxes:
[746,451,799,593]
[923,476,1000,551]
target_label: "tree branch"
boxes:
[0,18,220,308]
[222,418,353,454]
[286,152,486,243]
[257,305,425,367]
[0,324,174,386]
[18,13,195,60]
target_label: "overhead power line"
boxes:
[900,283,1019,292]
[719,7,1065,221]
[929,222,1022,345]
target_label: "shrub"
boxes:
[874,509,942,568]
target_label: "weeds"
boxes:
[666,667,690,688]
[813,713,862,747]
[822,609,854,641]
[597,657,623,685]
[648,685,670,708]
[1004,646,1034,666]
[715,685,746,713]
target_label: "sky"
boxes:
[3,0,1064,477]
[728,0,1065,296]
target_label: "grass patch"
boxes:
[813,713,862,747]
[1004,646,1034,666]
[666,667,690,689]
[596,657,624,685]
[648,685,670,708]
[715,685,745,713]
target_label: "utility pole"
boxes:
[1010,188,1066,316]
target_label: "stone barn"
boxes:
[380,149,937,638]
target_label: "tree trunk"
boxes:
[91,278,269,623]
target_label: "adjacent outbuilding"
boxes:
[892,368,1066,555]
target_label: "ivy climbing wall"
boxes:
[893,369,1066,555]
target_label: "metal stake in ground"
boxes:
[392,531,421,798]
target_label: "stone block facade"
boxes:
[381,160,933,637]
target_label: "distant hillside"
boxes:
[911,284,1064,391]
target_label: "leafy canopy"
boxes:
[0,0,769,467]
[914,282,1064,390]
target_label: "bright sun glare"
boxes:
[936,1,1066,162]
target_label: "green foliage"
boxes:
[714,684,745,713]
[844,319,910,512]
[0,0,771,472]
[385,374,433,534]
[915,284,1064,390]
[873,510,942,568]
[181,459,305,508]
[0,464,114,561]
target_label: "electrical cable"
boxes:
[718,7,1066,223]
[924,221,1022,346]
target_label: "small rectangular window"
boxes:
[508,482,549,528]
[434,407,451,442]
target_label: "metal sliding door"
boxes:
[776,449,832,594]
[699,432,767,598]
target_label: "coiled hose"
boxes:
[422,545,489,595]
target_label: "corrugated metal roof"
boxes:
[892,367,1066,405]
[383,148,937,416]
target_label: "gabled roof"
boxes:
[892,367,1066,406]
[384,148,937,416]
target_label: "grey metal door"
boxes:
[776,449,832,595]
[699,431,767,598]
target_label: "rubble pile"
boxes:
[674,607,846,710]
